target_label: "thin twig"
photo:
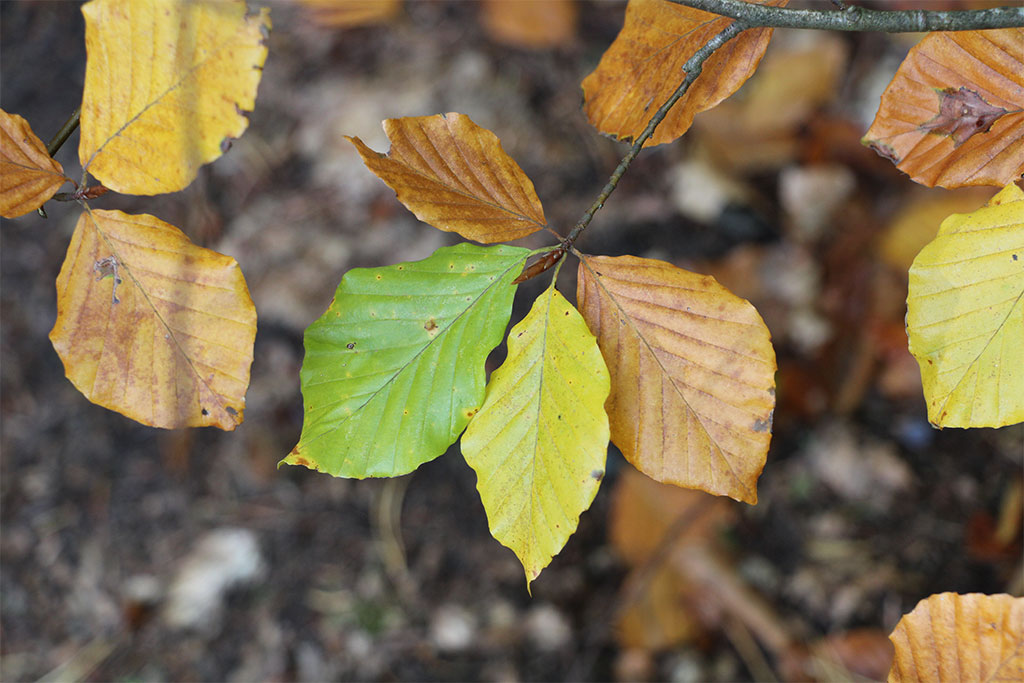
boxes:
[45,106,81,157]
[671,0,1024,32]
[565,20,746,246]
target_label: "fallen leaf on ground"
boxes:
[49,209,257,429]
[0,109,68,218]
[480,0,578,49]
[298,0,400,27]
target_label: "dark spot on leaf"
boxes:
[465,408,478,419]
[375,274,382,280]
[918,87,1007,147]
[424,319,438,333]
[201,408,209,416]
[397,265,404,270]
[226,406,238,416]
[1014,254,1019,261]
[753,416,772,433]
[220,138,233,154]
[591,469,604,481]
[347,342,355,349]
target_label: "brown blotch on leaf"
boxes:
[919,86,1008,148]
[424,318,438,334]
[225,406,238,416]
[465,408,478,419]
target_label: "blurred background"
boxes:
[2,1,1021,680]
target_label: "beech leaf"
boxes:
[49,209,257,430]
[79,0,270,195]
[285,243,529,478]
[906,182,1024,428]
[348,113,547,243]
[577,254,776,503]
[297,0,400,28]
[888,593,1023,682]
[863,28,1024,188]
[0,109,69,218]
[481,0,578,50]
[581,0,785,148]
[461,286,610,588]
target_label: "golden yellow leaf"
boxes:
[348,113,547,243]
[863,28,1024,188]
[481,0,578,50]
[581,0,784,148]
[577,254,776,503]
[79,0,270,195]
[49,209,257,430]
[0,109,68,218]
[297,0,400,28]
[906,182,1024,428]
[888,593,1023,682]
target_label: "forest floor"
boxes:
[2,2,1021,681]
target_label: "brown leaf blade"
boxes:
[888,593,1024,682]
[49,209,257,430]
[863,28,1024,188]
[297,0,400,28]
[577,255,775,503]
[481,0,578,50]
[0,109,68,218]
[348,113,547,243]
[581,0,783,148]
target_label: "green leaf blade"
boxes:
[286,243,529,477]
[462,287,611,588]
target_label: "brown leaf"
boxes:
[0,109,68,218]
[348,113,547,243]
[581,0,784,148]
[298,0,401,28]
[481,0,578,50]
[863,29,1024,188]
[577,254,776,503]
[49,209,257,430]
[609,467,736,567]
[888,593,1024,682]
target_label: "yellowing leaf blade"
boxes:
[0,109,68,218]
[577,254,776,504]
[49,209,257,429]
[286,244,529,478]
[79,0,270,195]
[888,593,1024,683]
[906,182,1024,428]
[863,28,1024,188]
[461,287,610,587]
[348,113,547,243]
[581,0,783,148]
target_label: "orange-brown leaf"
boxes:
[581,0,784,148]
[888,593,1023,682]
[577,254,775,503]
[298,0,400,28]
[0,109,68,218]
[348,113,547,243]
[481,0,578,50]
[863,28,1024,188]
[49,209,257,430]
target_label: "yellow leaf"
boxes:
[49,209,257,430]
[863,28,1024,189]
[576,254,776,504]
[906,182,1024,428]
[461,286,610,588]
[297,0,400,28]
[0,109,68,218]
[348,113,547,243]
[79,0,270,195]
[581,0,784,148]
[888,593,1023,682]
[481,0,578,50]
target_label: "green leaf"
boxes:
[285,243,529,477]
[907,182,1024,428]
[461,286,610,588]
